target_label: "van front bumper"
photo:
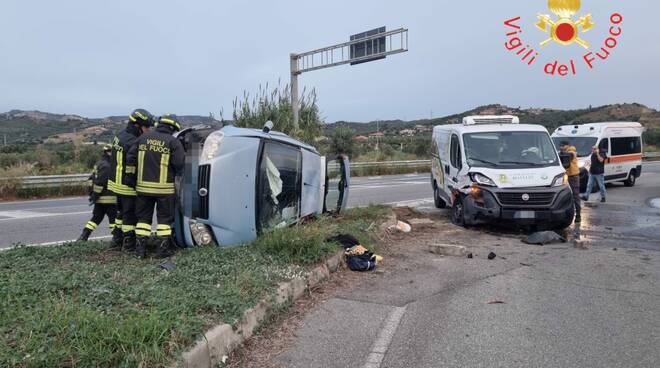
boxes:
[462,185,574,229]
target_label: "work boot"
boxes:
[135,236,148,259]
[155,237,175,259]
[109,227,123,250]
[77,228,92,242]
[122,232,136,252]
[600,198,606,203]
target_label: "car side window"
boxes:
[256,141,302,232]
[599,138,609,153]
[611,137,641,156]
[450,134,462,170]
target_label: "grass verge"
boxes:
[0,206,389,367]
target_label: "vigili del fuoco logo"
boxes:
[504,0,623,77]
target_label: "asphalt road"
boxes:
[1,163,659,249]
[276,162,660,368]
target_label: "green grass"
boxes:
[0,206,389,367]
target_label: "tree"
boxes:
[329,126,356,156]
[231,82,323,145]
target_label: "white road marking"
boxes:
[0,235,112,251]
[0,196,86,206]
[384,198,434,207]
[0,210,91,222]
[362,306,407,368]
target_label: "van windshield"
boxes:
[552,137,598,157]
[463,131,559,169]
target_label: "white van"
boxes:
[431,115,574,230]
[172,124,350,247]
[551,122,644,191]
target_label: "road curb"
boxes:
[180,251,345,367]
[428,243,468,257]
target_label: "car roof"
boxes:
[220,125,319,153]
[434,124,549,134]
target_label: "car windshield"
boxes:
[463,131,559,169]
[552,137,598,157]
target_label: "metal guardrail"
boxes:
[19,174,90,188]
[8,153,660,188]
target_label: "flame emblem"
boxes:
[536,0,594,48]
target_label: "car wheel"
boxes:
[434,185,447,209]
[624,170,636,187]
[451,195,465,227]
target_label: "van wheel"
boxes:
[434,185,447,209]
[451,196,465,227]
[624,170,636,187]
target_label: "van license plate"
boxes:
[515,211,535,219]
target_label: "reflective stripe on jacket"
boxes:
[127,124,184,196]
[108,124,141,196]
[91,154,117,204]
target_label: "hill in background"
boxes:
[1,103,658,145]
[324,103,660,137]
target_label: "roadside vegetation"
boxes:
[0,206,389,367]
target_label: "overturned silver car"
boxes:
[174,124,350,247]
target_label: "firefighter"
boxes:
[77,144,117,241]
[108,109,154,250]
[127,114,184,258]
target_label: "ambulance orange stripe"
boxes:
[608,154,642,164]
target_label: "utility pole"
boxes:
[290,53,300,129]
[290,27,409,130]
[3,134,6,146]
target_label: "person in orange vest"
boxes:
[559,141,581,223]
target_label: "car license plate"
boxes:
[515,211,535,219]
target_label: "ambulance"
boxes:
[431,115,574,230]
[551,122,644,191]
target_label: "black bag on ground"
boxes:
[327,234,360,249]
[346,253,377,272]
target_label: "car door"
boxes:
[446,133,463,202]
[324,155,350,214]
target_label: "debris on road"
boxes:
[328,233,382,272]
[487,300,505,304]
[159,261,176,270]
[488,252,497,260]
[520,263,532,267]
[467,253,474,259]
[429,243,468,257]
[523,231,566,245]
[389,221,412,233]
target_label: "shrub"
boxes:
[232,82,323,145]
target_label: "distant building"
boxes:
[400,129,416,136]
[354,135,369,142]
[369,132,385,138]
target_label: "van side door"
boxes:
[447,133,463,201]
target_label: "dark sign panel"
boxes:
[350,27,387,65]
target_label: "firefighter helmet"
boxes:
[129,109,155,127]
[158,114,182,131]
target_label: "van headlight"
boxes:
[578,160,591,170]
[552,173,568,187]
[470,173,496,187]
[201,132,224,161]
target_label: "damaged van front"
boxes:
[432,116,575,230]
[173,124,349,247]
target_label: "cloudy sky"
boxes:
[1,0,657,122]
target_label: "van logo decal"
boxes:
[541,174,549,180]
[522,193,531,202]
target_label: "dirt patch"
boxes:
[226,267,366,368]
